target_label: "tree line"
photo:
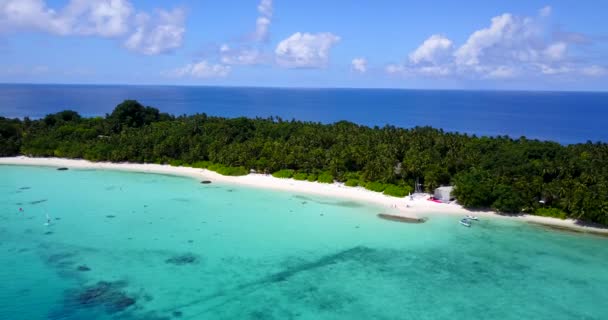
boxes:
[1,100,607,224]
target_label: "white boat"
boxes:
[466,215,479,221]
[460,218,471,227]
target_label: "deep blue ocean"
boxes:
[0,84,606,144]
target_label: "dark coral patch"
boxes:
[66,281,136,314]
[77,265,91,272]
[165,253,199,265]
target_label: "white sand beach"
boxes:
[1,156,606,235]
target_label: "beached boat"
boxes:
[466,215,479,221]
[377,213,427,223]
[460,218,471,227]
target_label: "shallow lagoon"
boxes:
[1,165,607,320]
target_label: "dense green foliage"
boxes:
[317,172,334,184]
[293,172,308,180]
[535,207,568,220]
[345,179,360,187]
[272,169,295,178]
[0,117,22,156]
[1,100,608,224]
[207,164,248,176]
[383,184,412,197]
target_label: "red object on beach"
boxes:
[427,198,442,204]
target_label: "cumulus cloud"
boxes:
[351,58,367,73]
[165,60,231,78]
[0,0,72,35]
[0,0,185,55]
[275,32,340,68]
[388,7,598,81]
[409,34,453,64]
[124,8,185,55]
[64,0,133,37]
[0,0,133,36]
[454,13,530,66]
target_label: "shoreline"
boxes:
[1,156,607,236]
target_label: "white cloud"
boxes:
[543,42,567,60]
[257,0,272,17]
[252,0,272,41]
[581,65,607,77]
[254,16,270,41]
[64,0,133,37]
[166,60,231,78]
[351,58,367,73]
[385,64,406,75]
[0,0,185,55]
[275,32,340,68]
[537,64,570,75]
[0,0,71,35]
[0,0,133,37]
[409,34,453,64]
[418,65,451,76]
[485,66,516,79]
[454,14,523,66]
[539,5,552,17]
[387,10,592,80]
[124,8,185,55]
[220,44,264,65]
[384,64,451,77]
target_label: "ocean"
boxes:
[1,165,607,319]
[0,84,607,144]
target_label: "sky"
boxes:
[0,0,607,91]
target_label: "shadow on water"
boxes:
[164,246,378,317]
[292,195,363,208]
[528,222,608,238]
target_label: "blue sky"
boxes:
[0,0,607,90]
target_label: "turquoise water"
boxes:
[1,165,607,320]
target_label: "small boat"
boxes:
[460,218,471,227]
[466,215,479,221]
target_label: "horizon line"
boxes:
[0,82,607,94]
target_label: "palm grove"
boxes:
[1,100,607,225]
